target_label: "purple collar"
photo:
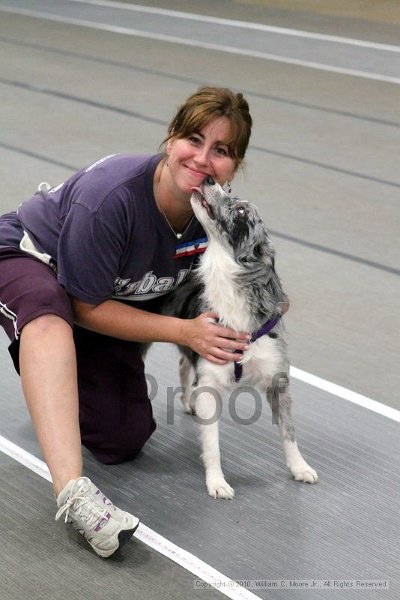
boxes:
[234,315,281,383]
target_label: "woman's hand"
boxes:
[281,297,290,315]
[182,312,250,364]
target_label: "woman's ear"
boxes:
[166,138,174,155]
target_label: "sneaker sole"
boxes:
[95,520,140,558]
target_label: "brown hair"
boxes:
[164,86,252,168]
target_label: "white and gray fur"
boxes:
[164,179,318,498]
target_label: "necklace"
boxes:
[161,210,195,240]
[160,209,187,240]
[154,163,194,240]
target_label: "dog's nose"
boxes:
[204,176,215,186]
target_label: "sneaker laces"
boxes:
[55,485,111,529]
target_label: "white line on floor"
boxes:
[0,434,259,600]
[290,367,400,423]
[0,5,399,85]
[69,0,400,53]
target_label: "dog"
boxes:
[164,177,318,498]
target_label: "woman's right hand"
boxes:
[182,312,250,364]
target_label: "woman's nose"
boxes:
[194,145,210,166]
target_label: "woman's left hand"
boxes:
[179,312,250,365]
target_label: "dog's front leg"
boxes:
[179,354,196,414]
[195,382,234,499]
[267,377,318,483]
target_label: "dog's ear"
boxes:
[265,264,285,306]
[235,218,274,268]
[258,237,286,303]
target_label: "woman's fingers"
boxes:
[188,313,250,362]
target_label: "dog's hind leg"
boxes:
[195,379,235,499]
[179,354,196,414]
[267,375,318,483]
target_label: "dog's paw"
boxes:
[183,402,194,415]
[183,402,197,416]
[206,476,235,499]
[180,393,196,415]
[290,461,318,484]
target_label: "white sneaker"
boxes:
[55,477,139,557]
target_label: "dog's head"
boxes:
[190,178,274,266]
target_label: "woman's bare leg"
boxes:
[19,314,82,496]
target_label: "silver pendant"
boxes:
[176,233,183,240]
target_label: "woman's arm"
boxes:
[72,297,250,364]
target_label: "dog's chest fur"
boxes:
[198,241,252,332]
[195,240,286,387]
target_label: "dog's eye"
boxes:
[236,207,246,216]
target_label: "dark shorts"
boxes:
[0,247,156,464]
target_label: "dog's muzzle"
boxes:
[191,181,216,220]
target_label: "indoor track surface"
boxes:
[0,1,399,599]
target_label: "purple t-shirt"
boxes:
[0,154,206,310]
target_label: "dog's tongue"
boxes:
[191,186,203,196]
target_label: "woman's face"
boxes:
[166,116,237,195]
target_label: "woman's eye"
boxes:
[216,147,228,156]
[189,135,201,144]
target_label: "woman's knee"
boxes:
[22,313,72,336]
[19,278,74,337]
[83,420,156,465]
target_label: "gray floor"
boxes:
[0,1,399,598]
[0,456,227,600]
[1,340,399,599]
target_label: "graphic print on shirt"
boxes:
[113,268,190,301]
[174,237,208,259]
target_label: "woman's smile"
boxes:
[184,164,209,179]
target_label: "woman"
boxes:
[0,86,253,557]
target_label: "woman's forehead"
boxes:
[197,117,232,143]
